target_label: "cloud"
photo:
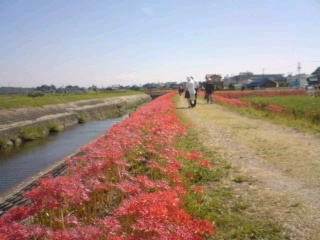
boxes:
[141,6,155,16]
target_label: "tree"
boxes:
[228,84,235,90]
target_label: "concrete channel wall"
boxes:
[0,94,151,215]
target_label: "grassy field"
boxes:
[242,95,320,116]
[239,95,320,132]
[0,90,142,110]
[211,91,320,133]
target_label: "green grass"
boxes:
[174,106,289,239]
[227,95,320,133]
[0,90,142,110]
[20,126,46,141]
[48,123,61,133]
[242,95,320,115]
[0,137,7,149]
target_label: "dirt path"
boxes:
[176,96,320,239]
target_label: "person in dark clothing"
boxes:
[178,84,184,96]
[205,80,214,104]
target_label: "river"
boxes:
[0,115,127,196]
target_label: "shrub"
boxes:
[20,126,46,141]
[28,91,45,97]
[78,116,85,124]
[0,137,7,149]
[48,123,60,133]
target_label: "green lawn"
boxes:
[242,95,320,116]
[0,91,142,110]
[238,95,320,132]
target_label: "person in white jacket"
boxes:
[185,77,196,108]
[190,76,199,107]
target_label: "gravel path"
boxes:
[176,96,320,239]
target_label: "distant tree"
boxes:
[228,84,235,90]
[312,67,320,75]
[89,85,98,92]
[35,85,51,93]
[130,85,141,91]
[279,82,289,87]
[28,91,44,97]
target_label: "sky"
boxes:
[0,0,319,88]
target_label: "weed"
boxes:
[48,123,60,133]
[0,137,7,149]
[20,126,46,141]
[232,175,254,184]
[77,116,85,124]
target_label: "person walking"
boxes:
[185,77,196,108]
[178,84,184,96]
[205,80,214,104]
[190,76,199,107]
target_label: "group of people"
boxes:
[179,76,215,108]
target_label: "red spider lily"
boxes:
[24,175,89,210]
[97,216,122,234]
[173,186,187,196]
[185,151,203,162]
[0,206,34,224]
[0,92,214,239]
[199,160,211,168]
[134,175,156,189]
[192,185,204,194]
[113,190,213,238]
[46,226,102,240]
[265,104,287,113]
[215,90,307,99]
[0,222,47,239]
[185,173,195,179]
[214,95,251,107]
[115,180,142,196]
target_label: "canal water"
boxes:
[0,115,127,196]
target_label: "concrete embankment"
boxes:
[0,94,151,147]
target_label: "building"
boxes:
[205,74,223,90]
[246,78,276,89]
[286,74,308,88]
[306,67,320,86]
[226,73,286,87]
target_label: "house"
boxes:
[246,78,276,89]
[205,74,224,90]
[307,67,320,86]
[227,73,286,87]
[251,74,286,83]
[287,74,308,88]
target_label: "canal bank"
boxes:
[0,94,151,148]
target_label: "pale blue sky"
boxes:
[0,0,319,88]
